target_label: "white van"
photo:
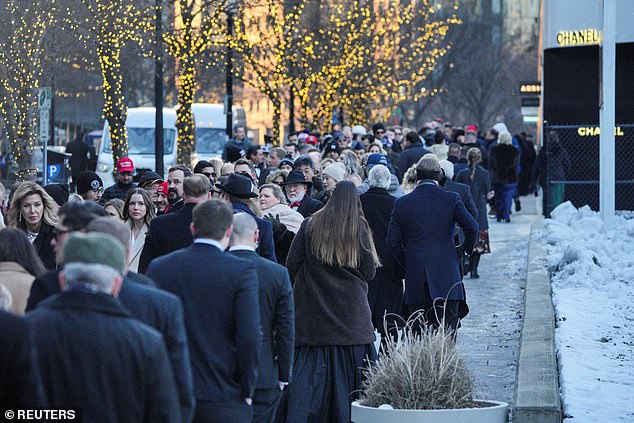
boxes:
[191,103,247,162]
[96,107,178,187]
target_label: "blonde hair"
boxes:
[9,181,58,229]
[467,148,482,181]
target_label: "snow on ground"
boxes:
[542,202,634,422]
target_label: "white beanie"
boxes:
[492,122,510,135]
[351,125,367,136]
[439,160,454,180]
[322,162,346,182]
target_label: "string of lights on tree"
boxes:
[162,0,224,166]
[0,0,56,177]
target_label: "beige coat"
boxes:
[127,222,149,273]
[0,262,35,315]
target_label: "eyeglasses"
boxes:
[376,130,385,134]
[202,172,216,178]
[394,132,402,136]
[92,187,104,195]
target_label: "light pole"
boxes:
[154,0,164,177]
[225,1,238,139]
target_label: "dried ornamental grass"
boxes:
[360,315,475,410]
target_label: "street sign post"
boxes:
[38,87,52,185]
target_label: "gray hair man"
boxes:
[357,154,404,198]
[26,232,180,421]
[367,164,392,190]
[229,212,294,423]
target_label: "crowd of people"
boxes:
[0,118,538,422]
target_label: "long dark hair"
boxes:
[309,180,380,269]
[0,228,46,276]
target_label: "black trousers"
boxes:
[194,400,252,423]
[406,300,461,338]
[254,387,282,423]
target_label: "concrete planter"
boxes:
[351,400,508,423]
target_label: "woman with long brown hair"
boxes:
[8,181,58,269]
[278,180,380,423]
[122,188,156,272]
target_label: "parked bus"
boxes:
[96,107,178,187]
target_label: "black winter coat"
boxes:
[0,311,47,410]
[490,144,519,185]
[33,223,56,270]
[26,270,195,422]
[27,290,180,422]
[456,165,491,230]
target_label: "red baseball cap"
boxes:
[116,157,135,173]
[305,135,318,145]
[157,181,168,195]
[466,125,478,133]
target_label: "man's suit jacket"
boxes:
[232,202,277,262]
[27,290,180,422]
[138,203,196,273]
[147,242,261,403]
[387,182,478,306]
[25,271,195,422]
[230,249,294,388]
[0,311,47,410]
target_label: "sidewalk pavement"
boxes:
[458,195,542,412]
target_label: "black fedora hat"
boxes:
[281,170,313,188]
[215,173,258,198]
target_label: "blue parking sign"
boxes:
[48,164,61,180]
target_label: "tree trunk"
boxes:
[98,43,128,168]
[271,95,281,144]
[176,61,196,167]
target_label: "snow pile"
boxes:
[544,202,634,422]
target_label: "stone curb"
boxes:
[513,221,562,423]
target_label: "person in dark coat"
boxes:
[8,181,58,270]
[101,157,137,202]
[27,232,180,422]
[359,164,404,344]
[532,130,571,217]
[387,154,478,335]
[517,132,537,196]
[26,210,196,422]
[489,132,520,223]
[217,173,277,262]
[456,148,493,278]
[229,213,295,423]
[397,131,431,181]
[147,199,261,423]
[138,174,210,273]
[65,136,89,192]
[281,170,323,218]
[439,160,479,278]
[277,181,380,423]
[0,311,48,410]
